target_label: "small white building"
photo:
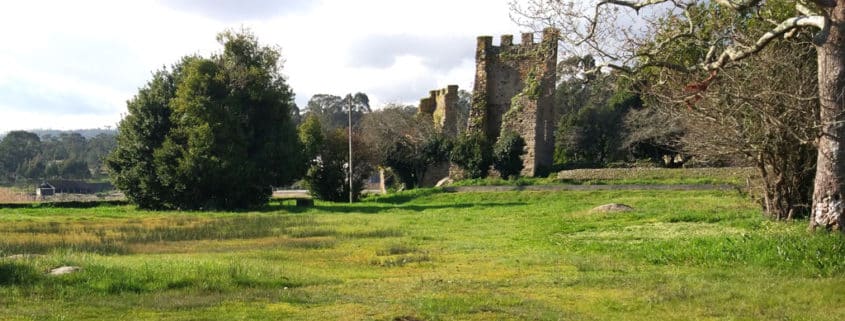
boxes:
[35,182,55,198]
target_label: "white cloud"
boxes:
[0,0,522,132]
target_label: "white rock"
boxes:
[5,254,43,260]
[435,177,453,187]
[590,203,634,213]
[48,266,81,276]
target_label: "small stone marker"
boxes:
[48,266,81,276]
[590,203,634,213]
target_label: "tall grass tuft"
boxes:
[371,253,431,267]
[0,214,321,255]
[0,261,43,286]
[642,232,845,276]
[345,229,404,238]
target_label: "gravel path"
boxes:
[441,184,737,192]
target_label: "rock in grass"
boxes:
[5,254,44,260]
[48,266,81,276]
[435,177,453,187]
[590,203,634,213]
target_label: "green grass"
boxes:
[1,188,844,320]
[452,167,758,186]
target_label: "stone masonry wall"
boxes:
[468,28,558,177]
[418,85,459,137]
[418,85,459,185]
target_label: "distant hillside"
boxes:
[26,129,117,139]
[0,129,118,140]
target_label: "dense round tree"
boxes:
[300,127,371,202]
[108,30,303,210]
[0,131,41,181]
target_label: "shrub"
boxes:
[0,262,42,286]
[451,133,492,179]
[493,131,526,179]
[382,133,453,189]
[360,106,453,189]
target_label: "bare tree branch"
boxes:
[702,15,825,70]
[511,0,827,77]
[713,0,764,11]
[602,0,672,11]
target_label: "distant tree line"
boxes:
[0,130,116,183]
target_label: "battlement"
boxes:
[521,32,533,45]
[501,35,513,46]
[476,28,559,52]
[419,97,435,114]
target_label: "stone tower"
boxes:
[418,85,459,186]
[468,28,558,177]
[418,85,460,137]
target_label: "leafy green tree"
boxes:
[17,156,46,179]
[0,131,41,181]
[289,104,303,126]
[360,105,452,189]
[298,114,325,163]
[304,93,370,131]
[107,61,179,207]
[44,162,60,179]
[553,71,640,168]
[493,131,526,179]
[455,90,473,135]
[85,133,117,176]
[381,137,418,189]
[451,133,492,179]
[59,133,86,160]
[108,30,302,210]
[379,133,452,189]
[59,158,92,179]
[419,134,453,174]
[302,129,371,202]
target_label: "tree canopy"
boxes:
[108,30,302,210]
[511,0,845,231]
[304,92,371,131]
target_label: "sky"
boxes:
[0,0,525,132]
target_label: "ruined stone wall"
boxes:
[418,85,459,137]
[418,85,459,185]
[468,28,558,177]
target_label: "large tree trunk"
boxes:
[811,2,845,231]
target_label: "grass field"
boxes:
[452,167,758,187]
[0,187,35,204]
[1,188,844,320]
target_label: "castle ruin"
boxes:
[418,85,460,137]
[468,28,559,177]
[418,85,459,186]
